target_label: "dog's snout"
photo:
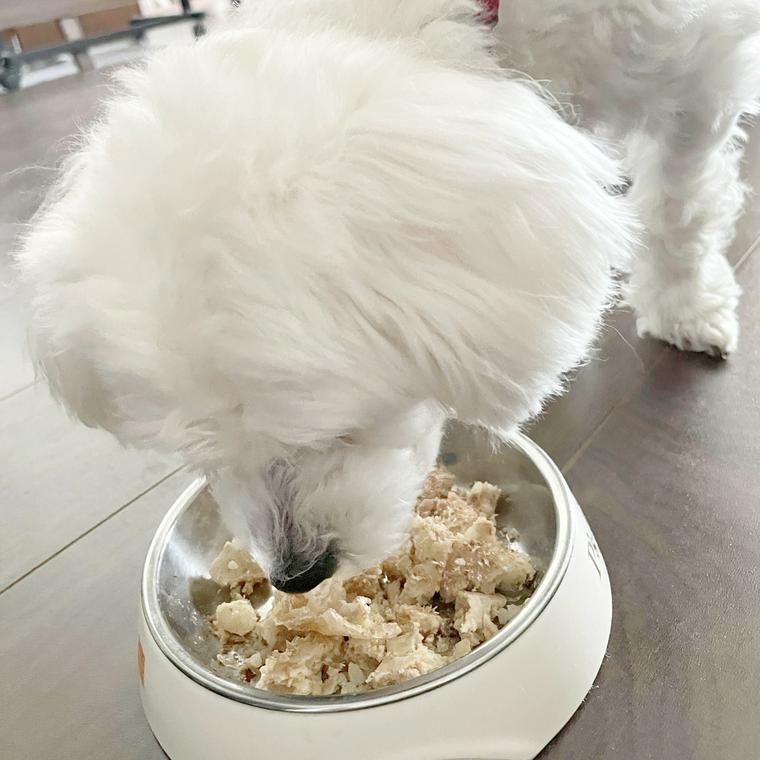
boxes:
[270,540,339,594]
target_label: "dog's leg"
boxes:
[624,114,747,358]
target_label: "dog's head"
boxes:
[16,21,633,590]
[211,402,445,591]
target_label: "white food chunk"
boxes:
[209,540,267,590]
[214,599,258,637]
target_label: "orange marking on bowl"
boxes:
[137,640,145,686]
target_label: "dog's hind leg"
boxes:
[624,111,748,358]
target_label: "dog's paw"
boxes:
[634,300,739,359]
[627,255,741,359]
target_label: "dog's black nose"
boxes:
[269,541,339,594]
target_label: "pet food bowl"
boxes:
[139,422,612,760]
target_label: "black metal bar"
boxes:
[17,13,204,65]
[129,11,204,28]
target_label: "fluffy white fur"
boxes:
[15,0,758,586]
[496,0,760,356]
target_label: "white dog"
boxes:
[14,0,759,592]
[496,0,760,357]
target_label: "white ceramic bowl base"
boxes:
[138,430,611,760]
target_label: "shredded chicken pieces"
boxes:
[210,469,536,695]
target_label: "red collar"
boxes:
[480,0,499,23]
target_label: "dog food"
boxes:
[210,469,536,695]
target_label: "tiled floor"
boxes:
[1,69,759,760]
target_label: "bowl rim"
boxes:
[141,431,575,713]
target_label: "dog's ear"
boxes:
[339,70,636,436]
[28,325,113,430]
[12,135,122,434]
[14,277,101,436]
[15,269,144,438]
[15,217,162,444]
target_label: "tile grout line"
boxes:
[561,343,674,476]
[0,379,37,404]
[0,465,184,597]
[561,226,760,477]
[735,232,760,272]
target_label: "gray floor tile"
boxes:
[539,248,760,760]
[0,385,178,590]
[0,470,190,760]
[527,306,665,469]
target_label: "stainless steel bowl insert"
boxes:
[141,422,574,713]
